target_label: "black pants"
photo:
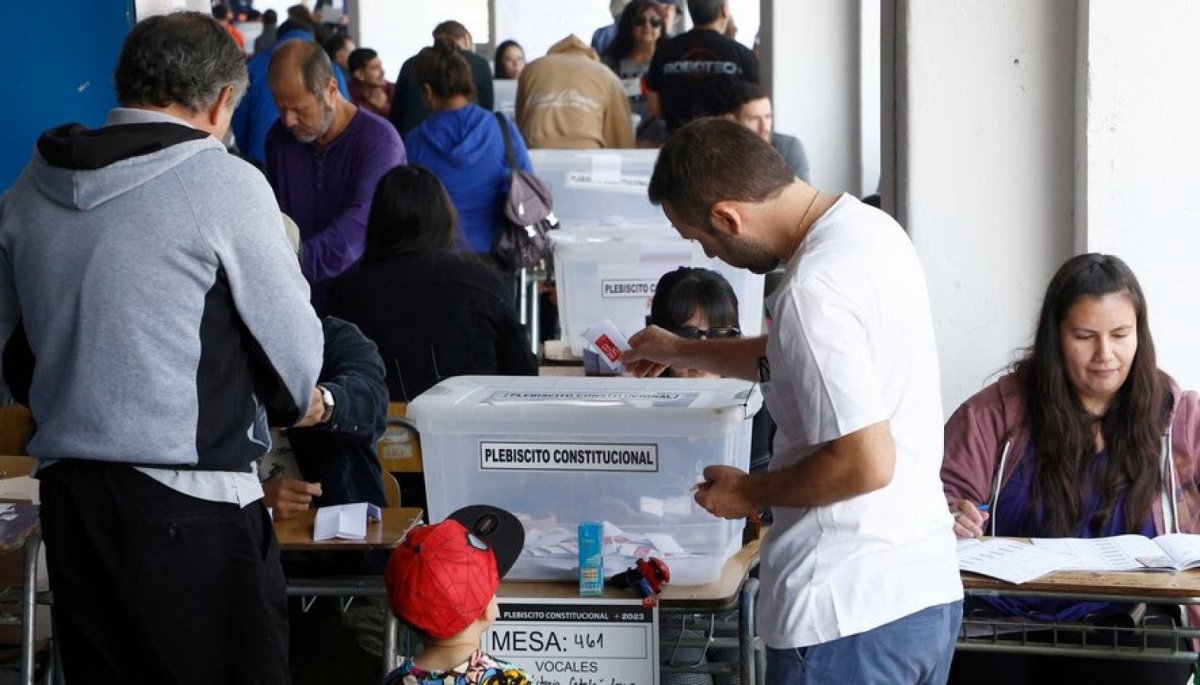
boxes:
[39,461,290,684]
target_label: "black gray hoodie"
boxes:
[0,108,323,471]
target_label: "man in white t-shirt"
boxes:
[623,118,963,684]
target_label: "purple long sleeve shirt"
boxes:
[266,107,405,311]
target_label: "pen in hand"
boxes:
[954,503,990,519]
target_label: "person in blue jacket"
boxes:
[403,37,532,259]
[232,18,349,166]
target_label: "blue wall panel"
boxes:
[0,1,135,191]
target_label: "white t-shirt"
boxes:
[757,194,962,649]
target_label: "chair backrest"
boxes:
[378,403,423,474]
[377,402,419,507]
[0,406,32,456]
[0,455,34,479]
[379,468,402,507]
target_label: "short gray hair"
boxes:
[115,12,249,113]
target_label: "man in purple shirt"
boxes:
[266,40,406,311]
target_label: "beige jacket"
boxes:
[515,35,635,149]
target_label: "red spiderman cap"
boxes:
[385,505,525,639]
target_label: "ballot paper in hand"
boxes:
[313,502,382,541]
[581,320,630,372]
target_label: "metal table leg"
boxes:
[20,532,40,685]
[738,577,758,685]
[382,611,398,678]
[529,274,541,357]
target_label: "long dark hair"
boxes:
[604,0,665,67]
[364,165,465,259]
[649,267,739,330]
[1015,253,1170,536]
[494,40,523,79]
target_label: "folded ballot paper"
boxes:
[313,502,382,542]
[581,319,630,373]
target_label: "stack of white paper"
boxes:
[1031,534,1200,572]
[957,538,1075,584]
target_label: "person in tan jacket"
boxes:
[515,34,635,149]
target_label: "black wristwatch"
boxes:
[317,385,335,424]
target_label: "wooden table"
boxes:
[960,567,1200,669]
[497,540,762,684]
[274,506,422,551]
[275,506,423,677]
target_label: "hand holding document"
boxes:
[582,319,630,373]
[313,502,382,541]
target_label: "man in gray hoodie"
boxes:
[0,12,323,683]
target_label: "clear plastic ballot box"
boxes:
[552,227,765,357]
[529,149,667,230]
[408,376,763,584]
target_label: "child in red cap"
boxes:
[384,505,532,685]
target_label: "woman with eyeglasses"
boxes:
[649,266,775,477]
[648,267,741,377]
[602,0,668,145]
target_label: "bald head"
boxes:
[269,39,340,144]
[269,39,336,97]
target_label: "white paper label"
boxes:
[480,441,659,472]
[484,599,658,685]
[564,171,651,195]
[481,390,700,409]
[600,279,657,298]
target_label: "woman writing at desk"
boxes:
[942,253,1200,684]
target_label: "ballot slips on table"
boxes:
[1031,533,1200,573]
[313,502,383,541]
[957,538,1076,584]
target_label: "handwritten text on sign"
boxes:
[484,599,658,685]
[480,442,659,472]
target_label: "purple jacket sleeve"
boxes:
[942,379,1020,506]
[1172,390,1200,525]
[300,127,406,285]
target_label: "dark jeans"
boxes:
[39,461,290,684]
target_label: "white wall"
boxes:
[357,1,446,82]
[770,0,861,194]
[899,0,1077,412]
[494,2,614,63]
[858,0,880,195]
[1078,0,1200,393]
[134,0,208,16]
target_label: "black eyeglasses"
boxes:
[669,326,742,340]
[634,16,663,28]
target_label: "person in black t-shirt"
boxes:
[645,0,759,134]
